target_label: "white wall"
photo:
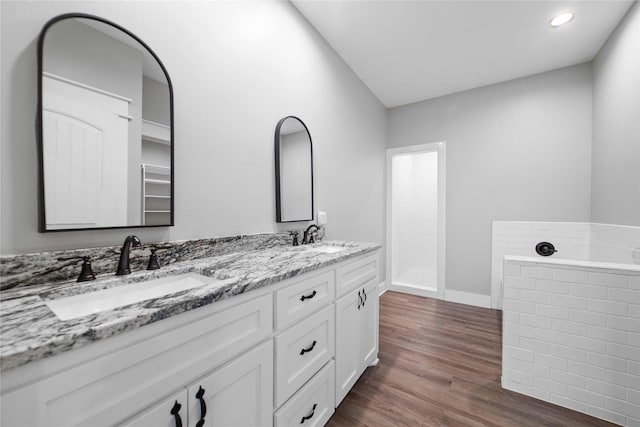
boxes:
[388,64,593,296]
[0,1,387,264]
[592,1,640,227]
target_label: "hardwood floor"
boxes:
[327,291,617,427]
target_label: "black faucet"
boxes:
[116,235,142,275]
[302,224,319,244]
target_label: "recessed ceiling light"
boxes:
[550,12,574,27]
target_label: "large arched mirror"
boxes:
[275,116,314,222]
[37,13,174,232]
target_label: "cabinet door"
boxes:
[187,340,273,427]
[121,389,188,427]
[359,278,379,367]
[334,288,361,406]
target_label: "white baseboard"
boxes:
[445,290,492,308]
[378,280,388,296]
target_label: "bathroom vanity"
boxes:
[0,241,380,426]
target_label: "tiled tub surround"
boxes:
[0,238,379,372]
[492,222,640,309]
[502,256,640,426]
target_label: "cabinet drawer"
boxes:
[335,254,377,298]
[275,305,335,407]
[275,270,334,330]
[274,360,335,427]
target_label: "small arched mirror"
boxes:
[275,116,314,222]
[37,13,174,232]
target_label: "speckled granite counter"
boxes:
[0,241,380,372]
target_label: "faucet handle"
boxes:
[289,231,300,246]
[147,248,161,270]
[57,256,96,282]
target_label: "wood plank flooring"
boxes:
[327,291,617,427]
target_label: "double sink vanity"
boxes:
[0,239,381,426]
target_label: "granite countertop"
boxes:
[0,241,380,372]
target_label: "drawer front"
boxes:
[275,305,335,407]
[275,270,335,330]
[335,254,378,298]
[274,360,335,427]
[0,293,273,427]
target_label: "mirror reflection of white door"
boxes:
[43,73,130,229]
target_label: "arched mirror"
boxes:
[37,13,174,232]
[275,116,314,222]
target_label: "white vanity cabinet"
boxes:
[0,249,380,427]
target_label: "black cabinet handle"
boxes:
[363,288,367,305]
[357,290,362,310]
[196,386,207,424]
[300,340,317,355]
[300,290,317,301]
[170,401,183,427]
[300,403,317,424]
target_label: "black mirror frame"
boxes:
[36,12,175,232]
[274,116,314,223]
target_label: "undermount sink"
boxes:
[45,272,221,321]
[306,245,347,254]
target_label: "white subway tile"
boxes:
[569,361,606,380]
[518,360,551,379]
[568,386,605,407]
[629,332,640,347]
[628,388,640,405]
[551,319,587,336]
[502,379,550,401]
[505,299,537,314]
[523,266,554,280]
[503,356,519,370]
[585,406,628,426]
[589,272,629,288]
[551,294,588,310]
[503,311,520,324]
[506,345,535,362]
[569,335,607,354]
[630,305,640,319]
[504,287,521,300]
[605,397,640,418]
[521,313,552,329]
[519,337,552,354]
[536,353,568,371]
[550,343,587,363]
[505,323,535,339]
[607,342,640,362]
[553,268,588,283]
[631,276,640,290]
[503,334,520,346]
[629,417,640,427]
[607,314,640,332]
[628,361,640,376]
[586,378,627,400]
[520,290,552,304]
[588,352,628,372]
[588,299,628,316]
[587,325,628,344]
[551,368,586,388]
[609,288,640,304]
[506,276,536,290]
[536,304,569,320]
[606,370,640,388]
[548,394,587,414]
[570,309,607,326]
[504,368,534,386]
[570,283,609,300]
[534,328,568,345]
[534,377,567,395]
[536,280,570,294]
[504,263,522,277]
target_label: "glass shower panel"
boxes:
[391,151,438,291]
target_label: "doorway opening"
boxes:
[386,142,446,299]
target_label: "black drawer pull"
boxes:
[357,290,362,310]
[300,290,317,301]
[170,401,183,427]
[300,403,317,424]
[300,340,317,355]
[196,385,207,424]
[363,288,367,305]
